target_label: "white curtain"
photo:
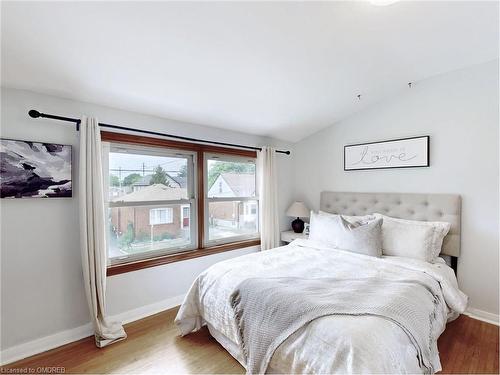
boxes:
[79,116,126,348]
[257,146,280,250]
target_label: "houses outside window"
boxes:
[205,154,259,245]
[102,142,196,265]
[101,132,260,275]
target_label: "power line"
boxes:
[110,168,154,172]
[143,159,184,170]
[109,168,180,172]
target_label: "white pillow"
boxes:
[335,216,383,257]
[374,213,451,263]
[309,211,339,245]
[318,210,375,224]
[309,211,382,257]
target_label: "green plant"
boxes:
[119,222,135,249]
[161,232,173,240]
[135,231,149,242]
[123,173,142,186]
[150,165,171,186]
[152,232,174,241]
[109,175,121,187]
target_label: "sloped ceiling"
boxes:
[1,1,498,142]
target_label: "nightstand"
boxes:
[281,230,308,244]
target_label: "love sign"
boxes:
[344,136,429,171]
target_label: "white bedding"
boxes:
[175,239,467,374]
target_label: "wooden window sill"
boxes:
[106,239,261,276]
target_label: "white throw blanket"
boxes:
[231,276,442,374]
[175,239,468,374]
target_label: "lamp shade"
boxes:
[286,201,310,218]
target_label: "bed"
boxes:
[175,192,468,374]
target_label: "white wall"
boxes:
[294,60,499,316]
[3,58,496,358]
[0,88,294,353]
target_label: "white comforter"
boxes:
[175,239,468,374]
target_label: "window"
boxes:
[102,142,196,265]
[150,208,173,225]
[181,205,190,229]
[205,154,259,245]
[101,131,260,275]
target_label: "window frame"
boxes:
[102,141,198,266]
[204,153,259,247]
[101,131,261,276]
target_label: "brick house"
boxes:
[110,173,256,245]
[110,184,189,243]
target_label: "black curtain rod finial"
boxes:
[28,109,41,118]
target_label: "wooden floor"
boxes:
[2,307,498,374]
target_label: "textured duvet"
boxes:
[175,239,467,374]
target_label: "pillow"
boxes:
[309,210,340,245]
[374,213,451,263]
[309,211,382,257]
[318,210,375,224]
[335,216,383,257]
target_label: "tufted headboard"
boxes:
[320,191,461,258]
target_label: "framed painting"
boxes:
[344,136,430,171]
[0,138,72,198]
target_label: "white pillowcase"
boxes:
[335,216,383,257]
[309,211,340,245]
[318,210,375,224]
[309,211,382,257]
[374,213,451,263]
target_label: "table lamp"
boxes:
[286,201,310,233]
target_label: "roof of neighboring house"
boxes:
[132,173,186,188]
[133,174,153,186]
[218,173,255,196]
[169,175,187,188]
[112,184,187,202]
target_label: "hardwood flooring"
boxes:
[2,308,498,374]
[438,314,498,374]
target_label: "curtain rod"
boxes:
[28,110,291,155]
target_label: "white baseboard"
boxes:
[0,294,185,366]
[0,323,94,366]
[112,294,185,325]
[464,307,499,326]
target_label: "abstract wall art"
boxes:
[0,138,72,198]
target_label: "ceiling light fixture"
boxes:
[368,0,400,6]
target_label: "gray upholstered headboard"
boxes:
[320,191,461,258]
